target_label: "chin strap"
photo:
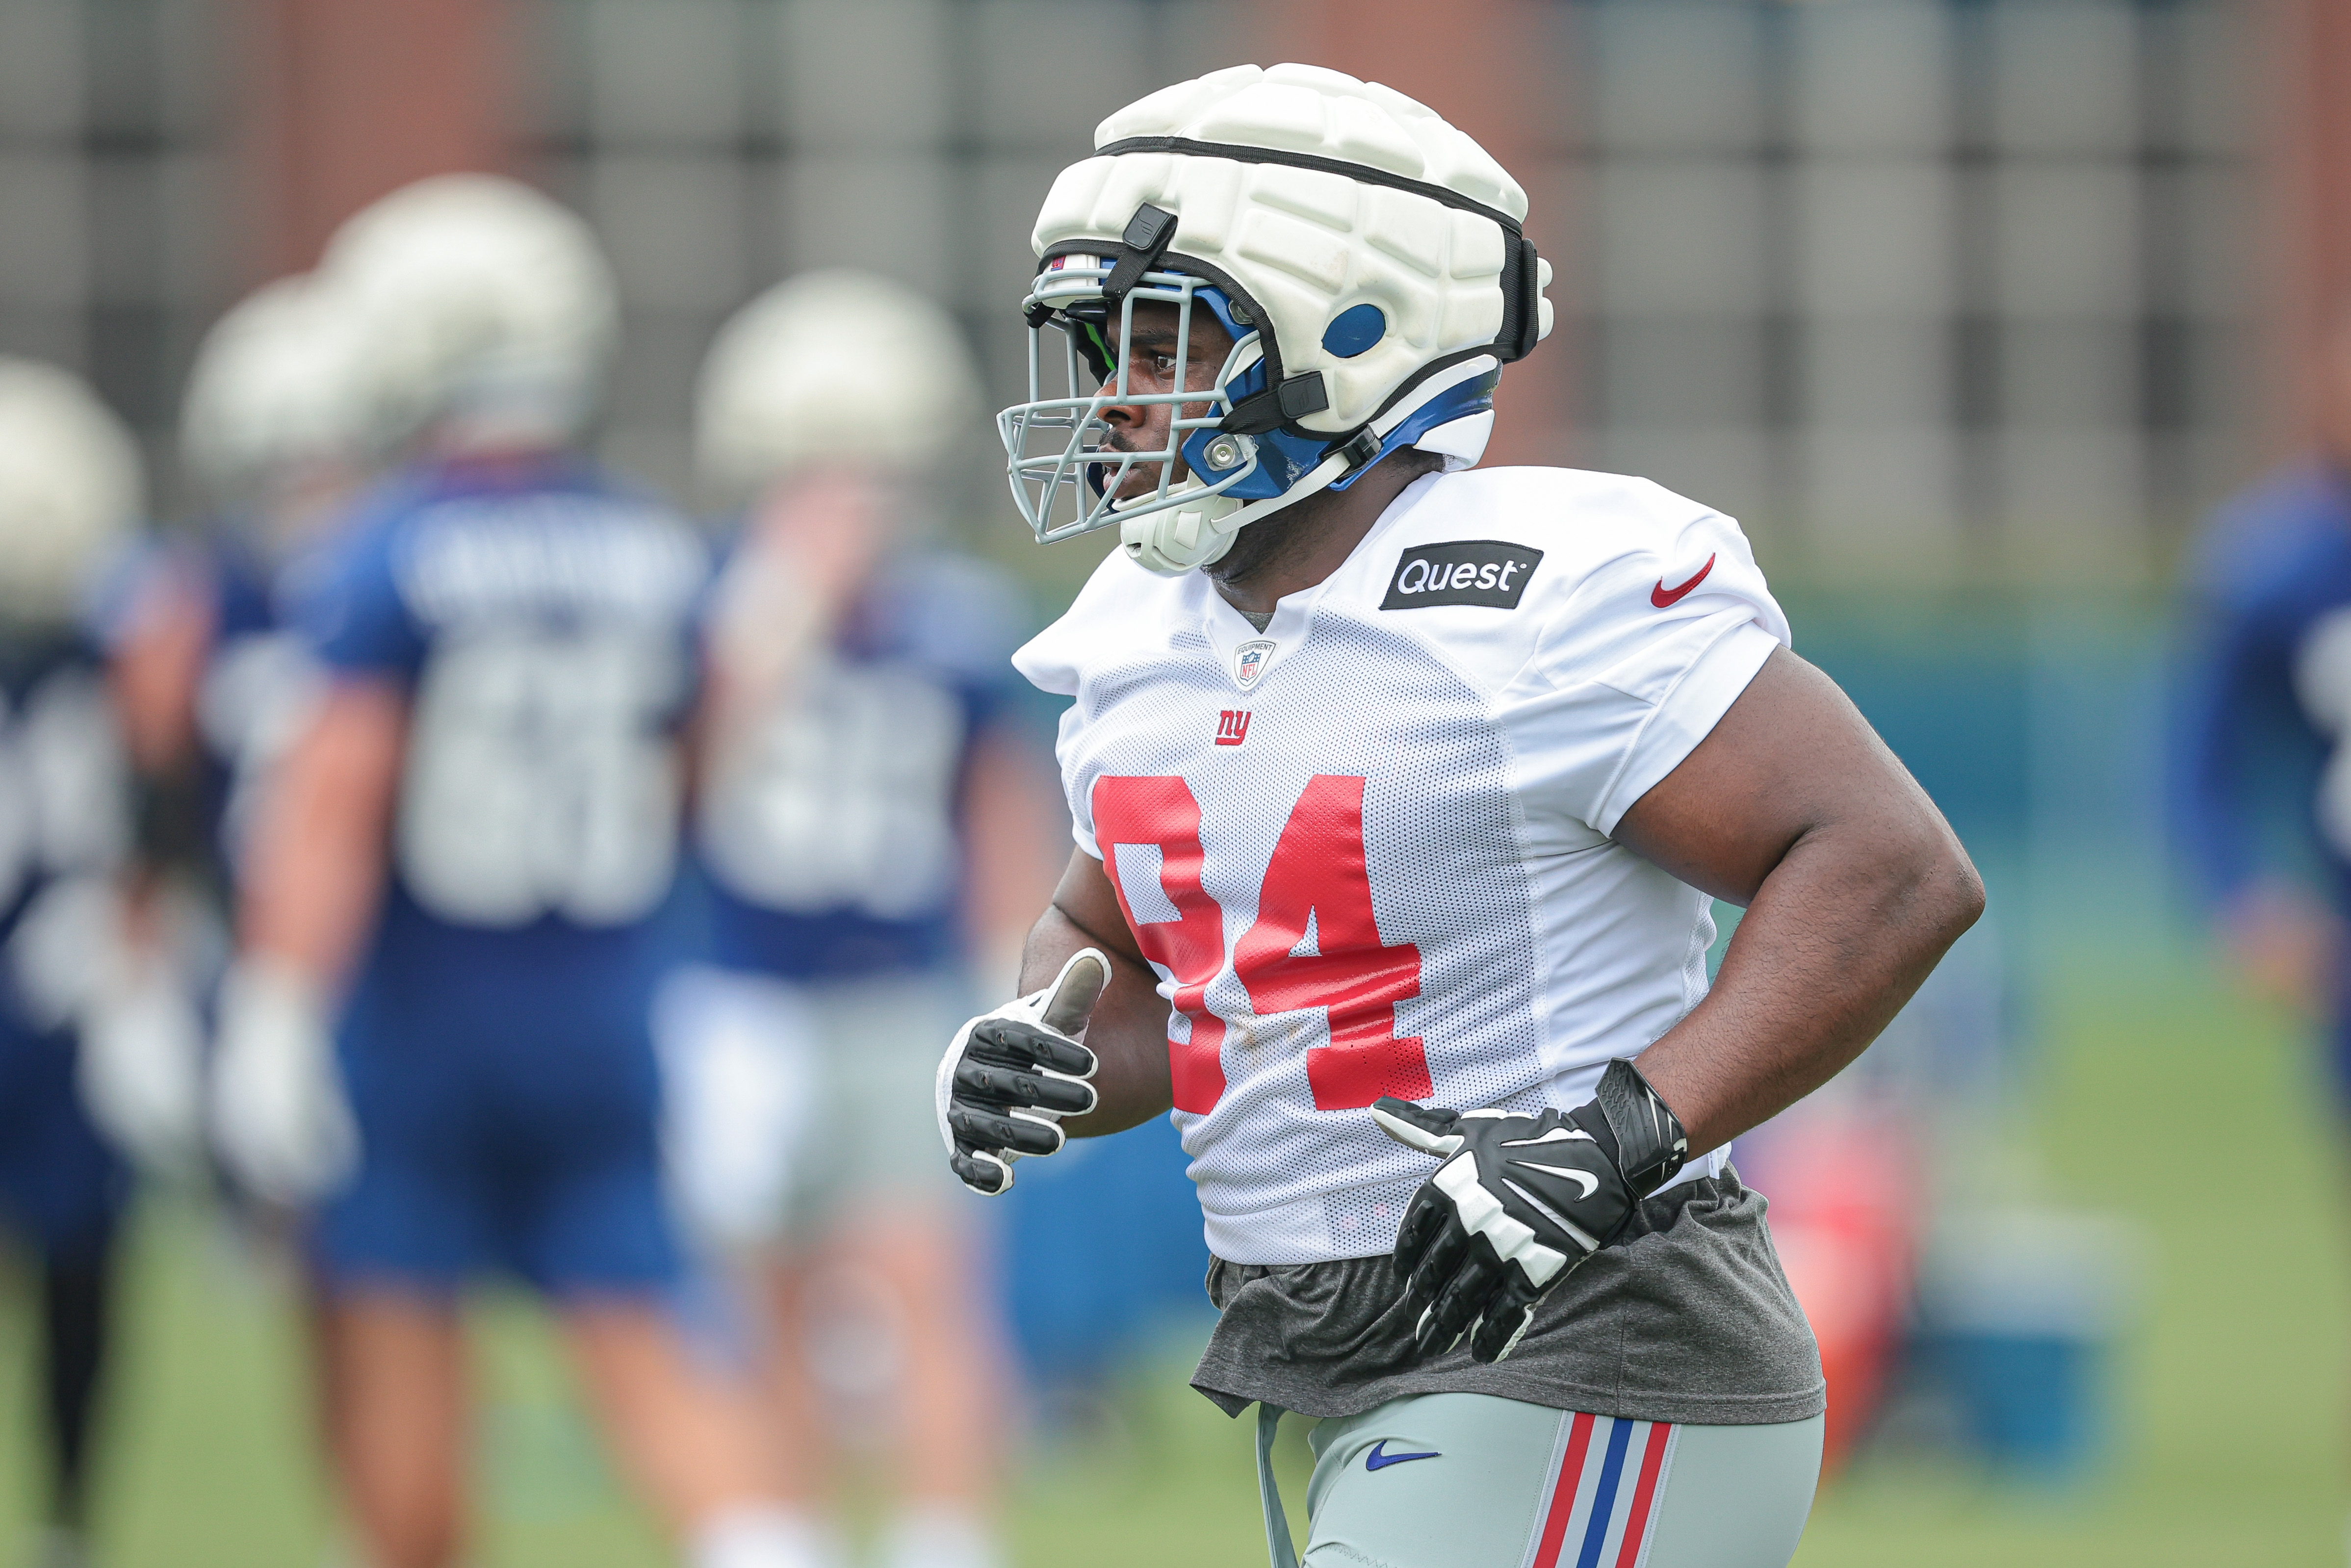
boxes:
[1119,441,1364,575]
[1101,204,1180,306]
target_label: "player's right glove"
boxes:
[934,949,1108,1196]
[210,957,361,1207]
[1373,1058,1688,1364]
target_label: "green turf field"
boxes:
[0,929,2339,1567]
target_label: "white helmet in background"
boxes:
[322,173,618,451]
[181,272,377,514]
[1002,62,1553,574]
[0,359,143,630]
[696,269,981,502]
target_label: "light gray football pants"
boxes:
[1256,1393,1822,1568]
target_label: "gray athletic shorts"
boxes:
[1260,1392,1821,1568]
[1195,1171,1825,1427]
[652,964,973,1248]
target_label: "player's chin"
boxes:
[1119,473,1203,506]
[1102,443,1192,502]
[1104,463,1164,503]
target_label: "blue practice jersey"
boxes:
[295,455,710,1029]
[0,633,131,1251]
[0,633,129,1032]
[92,532,310,890]
[2171,459,2351,911]
[695,549,1030,979]
[193,538,309,878]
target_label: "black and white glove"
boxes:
[934,949,1108,1196]
[1373,1058,1689,1364]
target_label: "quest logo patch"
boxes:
[1378,539,1545,611]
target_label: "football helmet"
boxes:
[697,269,982,501]
[322,173,618,451]
[1001,62,1553,574]
[181,272,378,514]
[0,358,143,629]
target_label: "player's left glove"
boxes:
[934,949,1108,1196]
[1374,1058,1688,1365]
[210,957,360,1207]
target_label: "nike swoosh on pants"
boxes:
[1364,1439,1442,1471]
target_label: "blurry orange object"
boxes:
[1740,1105,1922,1476]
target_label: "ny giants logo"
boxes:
[1214,709,1252,746]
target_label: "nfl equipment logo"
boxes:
[1234,638,1275,691]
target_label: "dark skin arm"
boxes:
[1610,646,1983,1150]
[1020,850,1172,1137]
[1017,645,1984,1152]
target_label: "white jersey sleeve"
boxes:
[1012,545,1139,861]
[1496,475,1788,836]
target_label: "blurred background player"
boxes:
[96,272,384,1197]
[2173,298,2351,1058]
[0,359,146,1568]
[662,270,1059,1568]
[209,173,801,1568]
[111,270,383,924]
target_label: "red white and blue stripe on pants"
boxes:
[1524,1413,1676,1568]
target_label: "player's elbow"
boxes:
[1893,815,1985,955]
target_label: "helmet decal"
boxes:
[1322,305,1388,359]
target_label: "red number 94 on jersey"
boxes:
[1094,774,1430,1116]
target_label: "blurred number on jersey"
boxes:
[2295,607,2351,857]
[198,631,321,876]
[399,628,685,927]
[700,659,965,919]
[1095,773,1428,1115]
[0,668,129,914]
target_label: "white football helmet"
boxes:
[321,173,618,451]
[1001,62,1553,575]
[698,269,982,502]
[0,359,143,629]
[181,272,378,514]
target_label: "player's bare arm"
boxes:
[1614,648,1982,1152]
[1015,851,1169,1136]
[211,677,406,1204]
[237,679,407,977]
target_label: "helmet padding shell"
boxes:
[1032,62,1552,438]
[0,359,142,630]
[323,174,618,449]
[696,269,981,501]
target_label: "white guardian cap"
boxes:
[181,272,378,513]
[0,359,143,630]
[322,173,619,451]
[1000,62,1552,574]
[696,269,982,502]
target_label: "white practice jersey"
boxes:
[1014,466,1791,1265]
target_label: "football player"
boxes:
[95,271,382,1181]
[212,175,801,1568]
[113,270,381,900]
[662,270,1057,1568]
[2172,288,2351,1568]
[2174,298,2351,1043]
[936,65,1984,1568]
[0,360,146,1568]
